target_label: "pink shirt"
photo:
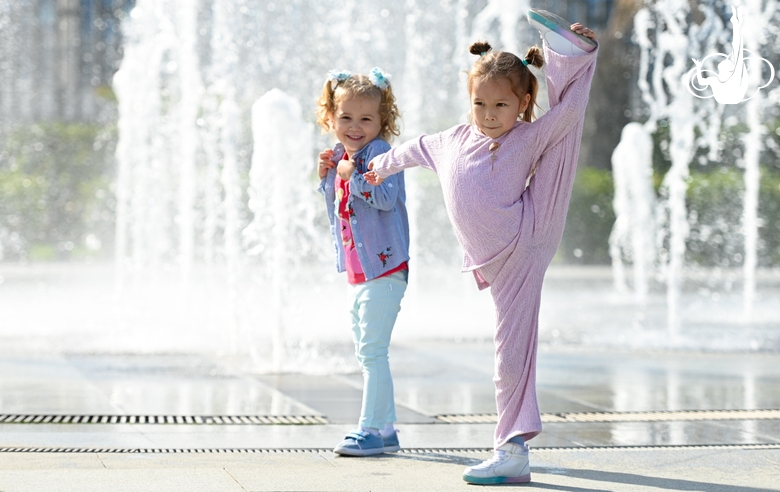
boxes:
[335,171,366,284]
[336,162,408,285]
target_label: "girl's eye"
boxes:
[497,103,507,107]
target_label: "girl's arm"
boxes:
[529,36,598,158]
[350,172,402,211]
[349,140,401,211]
[365,129,457,185]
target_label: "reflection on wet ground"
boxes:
[1,342,778,450]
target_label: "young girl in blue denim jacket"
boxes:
[315,68,410,456]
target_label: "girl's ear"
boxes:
[519,93,531,114]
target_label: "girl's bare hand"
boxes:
[364,161,384,186]
[364,171,384,186]
[571,23,597,41]
[337,159,356,181]
[318,148,335,179]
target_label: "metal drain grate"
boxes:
[436,408,780,424]
[0,443,778,454]
[0,414,327,425]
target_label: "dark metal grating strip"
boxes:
[0,443,778,454]
[0,414,328,425]
[436,408,780,424]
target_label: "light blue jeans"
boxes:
[349,270,407,430]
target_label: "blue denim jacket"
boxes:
[318,138,410,280]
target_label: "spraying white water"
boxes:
[609,122,655,305]
[97,0,780,363]
[633,1,698,338]
[175,0,202,282]
[114,1,176,281]
[470,0,531,55]
[622,1,779,337]
[211,0,244,351]
[739,0,779,321]
[245,89,316,371]
[630,1,729,338]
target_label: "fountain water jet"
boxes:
[246,89,316,371]
[615,0,778,338]
[627,1,701,338]
[609,122,655,305]
[98,0,780,361]
[175,0,202,283]
[739,0,779,321]
[114,1,177,284]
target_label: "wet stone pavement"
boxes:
[0,341,779,491]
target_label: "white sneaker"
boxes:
[462,442,531,485]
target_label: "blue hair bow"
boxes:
[369,67,391,90]
[327,69,352,89]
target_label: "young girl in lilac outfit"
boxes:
[366,23,598,484]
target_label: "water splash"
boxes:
[609,122,655,305]
[114,1,177,282]
[621,0,778,337]
[175,0,202,283]
[739,0,780,322]
[245,89,316,371]
[629,1,726,338]
[471,0,531,55]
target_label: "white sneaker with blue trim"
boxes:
[462,442,531,484]
[527,8,597,56]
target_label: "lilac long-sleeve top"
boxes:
[371,43,598,276]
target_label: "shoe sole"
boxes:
[462,473,531,485]
[333,447,384,457]
[527,9,596,55]
[382,445,400,453]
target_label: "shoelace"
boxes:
[479,450,508,467]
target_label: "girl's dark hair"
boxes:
[315,75,401,142]
[467,41,544,122]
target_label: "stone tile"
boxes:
[0,468,245,492]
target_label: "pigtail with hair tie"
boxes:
[369,67,391,90]
[327,69,351,90]
[469,41,492,58]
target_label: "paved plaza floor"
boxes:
[1,342,779,491]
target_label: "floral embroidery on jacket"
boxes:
[377,247,393,267]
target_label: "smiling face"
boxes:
[470,77,531,139]
[330,94,383,155]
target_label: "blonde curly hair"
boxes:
[315,74,401,142]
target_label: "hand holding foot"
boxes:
[526,10,597,55]
[570,23,597,41]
